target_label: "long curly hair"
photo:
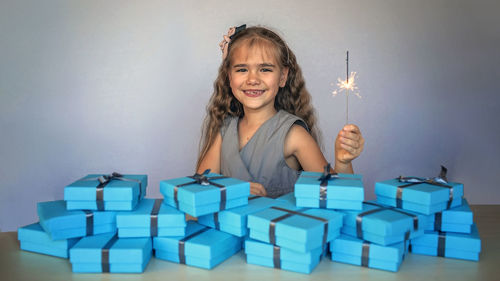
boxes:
[196,26,321,170]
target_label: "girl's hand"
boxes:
[335,124,365,164]
[250,182,267,197]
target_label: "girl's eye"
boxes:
[261,68,272,72]
[235,68,247,73]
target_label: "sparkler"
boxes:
[332,51,361,125]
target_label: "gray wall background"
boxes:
[1,0,499,232]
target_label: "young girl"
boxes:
[196,25,364,198]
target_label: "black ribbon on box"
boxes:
[396,166,454,209]
[101,234,119,273]
[178,227,210,264]
[213,213,220,230]
[273,245,281,269]
[174,169,228,211]
[268,206,329,246]
[150,199,163,237]
[315,163,358,209]
[361,241,370,267]
[356,201,418,241]
[82,172,144,211]
[83,210,94,236]
[434,212,443,231]
[437,231,446,257]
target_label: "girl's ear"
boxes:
[279,67,289,87]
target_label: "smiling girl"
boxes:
[196,26,364,198]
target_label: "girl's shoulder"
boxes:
[220,114,238,137]
[276,110,309,132]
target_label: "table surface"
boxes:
[1,205,499,281]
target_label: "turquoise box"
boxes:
[245,238,323,274]
[116,198,186,238]
[340,201,426,246]
[18,223,80,258]
[410,223,481,261]
[64,173,147,211]
[70,232,152,273]
[424,198,473,233]
[38,200,116,240]
[153,221,242,269]
[295,171,364,210]
[197,196,292,237]
[160,171,250,217]
[375,177,463,215]
[330,234,407,272]
[247,206,344,253]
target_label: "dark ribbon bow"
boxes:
[318,163,335,187]
[190,169,213,186]
[83,172,143,211]
[397,166,453,208]
[174,169,228,211]
[97,172,124,185]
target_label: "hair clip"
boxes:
[229,24,246,40]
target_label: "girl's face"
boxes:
[228,43,288,114]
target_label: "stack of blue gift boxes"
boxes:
[17,166,481,274]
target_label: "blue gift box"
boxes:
[116,198,186,238]
[244,238,323,274]
[160,170,250,217]
[340,201,426,246]
[275,192,297,205]
[18,223,80,258]
[410,223,481,261]
[69,232,152,273]
[247,206,344,253]
[64,173,147,211]
[197,196,292,237]
[330,234,406,272]
[38,200,116,240]
[424,198,473,233]
[375,172,463,215]
[295,170,364,210]
[153,221,242,269]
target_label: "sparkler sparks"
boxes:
[331,51,361,125]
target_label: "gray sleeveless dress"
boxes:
[220,110,308,198]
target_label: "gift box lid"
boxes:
[375,178,463,205]
[38,200,116,232]
[275,192,297,205]
[18,223,80,248]
[160,172,250,206]
[411,223,481,252]
[248,207,344,246]
[70,232,152,264]
[244,238,322,264]
[341,201,424,237]
[116,198,185,228]
[295,171,363,200]
[64,174,147,201]
[441,198,473,224]
[198,196,291,231]
[330,234,405,263]
[153,221,241,260]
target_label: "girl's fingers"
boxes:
[340,136,359,149]
[343,124,358,132]
[340,143,355,154]
[341,129,361,141]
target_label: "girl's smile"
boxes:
[242,89,266,97]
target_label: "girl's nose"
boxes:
[246,71,260,85]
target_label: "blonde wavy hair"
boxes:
[196,26,321,170]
